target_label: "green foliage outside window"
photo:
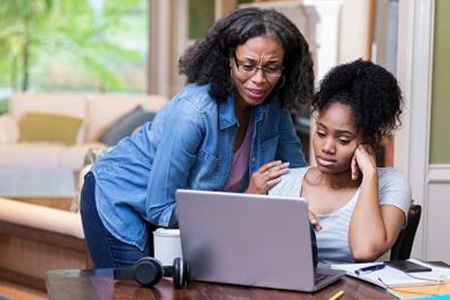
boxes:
[0,99,8,115]
[188,0,255,40]
[0,0,147,93]
[188,0,215,40]
[238,0,255,4]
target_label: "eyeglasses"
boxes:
[233,53,283,80]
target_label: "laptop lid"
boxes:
[176,189,333,291]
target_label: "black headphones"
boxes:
[113,257,191,289]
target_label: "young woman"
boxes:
[81,7,314,268]
[270,60,411,266]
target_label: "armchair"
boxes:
[390,203,422,261]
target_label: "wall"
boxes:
[429,0,450,164]
[425,0,450,262]
[426,175,450,262]
[395,0,450,262]
[339,0,376,63]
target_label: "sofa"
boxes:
[0,92,168,290]
[0,92,168,171]
[0,186,181,291]
[0,197,88,290]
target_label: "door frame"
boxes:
[394,0,435,258]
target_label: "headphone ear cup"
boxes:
[184,259,191,286]
[134,257,163,287]
[172,257,191,289]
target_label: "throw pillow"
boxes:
[71,147,110,213]
[19,112,83,145]
[99,105,155,146]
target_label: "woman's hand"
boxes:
[309,210,322,231]
[245,160,289,194]
[351,144,377,180]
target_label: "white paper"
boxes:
[331,259,450,288]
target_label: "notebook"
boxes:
[176,189,345,292]
[332,259,450,289]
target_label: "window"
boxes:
[0,0,148,94]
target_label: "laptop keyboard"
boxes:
[314,273,329,284]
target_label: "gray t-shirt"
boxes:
[269,167,411,266]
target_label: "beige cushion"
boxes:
[10,92,87,120]
[10,93,88,144]
[59,142,108,171]
[1,92,167,170]
[0,115,19,145]
[0,142,106,171]
[0,142,107,171]
[0,143,61,168]
[87,94,167,141]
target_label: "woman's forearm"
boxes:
[348,170,388,261]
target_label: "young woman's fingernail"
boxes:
[283,162,290,167]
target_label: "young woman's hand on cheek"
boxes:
[351,152,360,180]
[353,144,377,179]
[245,160,290,194]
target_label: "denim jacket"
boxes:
[92,84,307,250]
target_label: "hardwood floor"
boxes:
[0,278,47,300]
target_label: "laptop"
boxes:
[176,189,345,292]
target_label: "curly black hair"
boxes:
[178,7,314,112]
[312,59,403,149]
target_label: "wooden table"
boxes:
[46,269,395,300]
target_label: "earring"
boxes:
[277,75,286,89]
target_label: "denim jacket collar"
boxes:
[219,92,270,130]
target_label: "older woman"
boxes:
[81,7,314,268]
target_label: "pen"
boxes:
[355,263,385,275]
[328,290,344,300]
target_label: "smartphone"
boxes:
[385,260,432,273]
